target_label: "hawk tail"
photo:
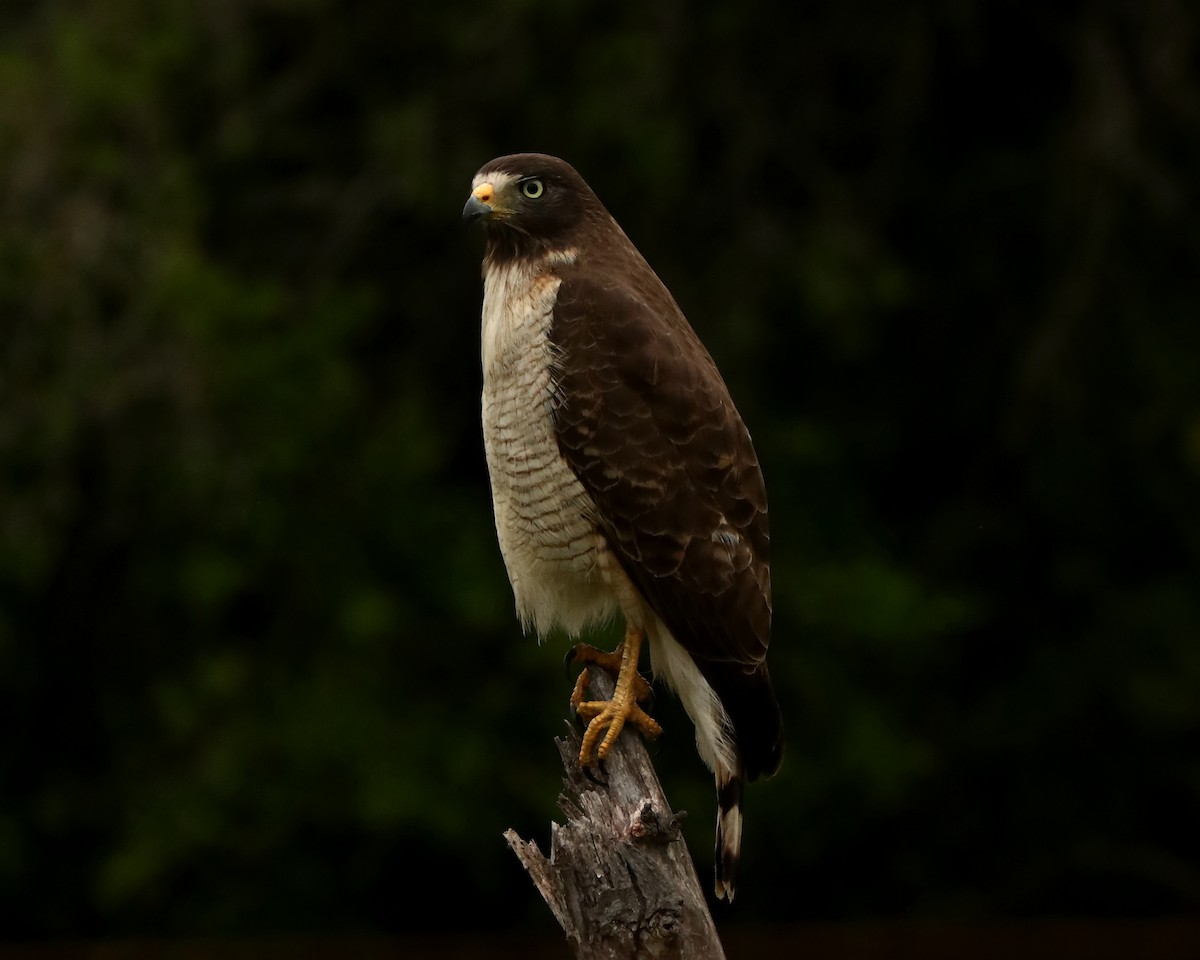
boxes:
[713,770,744,902]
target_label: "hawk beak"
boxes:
[463,182,495,223]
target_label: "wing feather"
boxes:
[549,271,771,669]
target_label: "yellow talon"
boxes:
[569,628,662,766]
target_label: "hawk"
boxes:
[463,153,783,901]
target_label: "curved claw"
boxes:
[563,646,579,680]
[582,759,608,787]
[642,682,656,716]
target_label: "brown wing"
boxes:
[550,268,782,778]
[549,270,772,667]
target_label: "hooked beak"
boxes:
[462,182,495,223]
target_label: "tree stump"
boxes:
[504,669,726,959]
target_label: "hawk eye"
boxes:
[520,178,544,199]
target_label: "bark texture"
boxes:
[504,670,726,960]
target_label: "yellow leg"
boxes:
[571,627,662,766]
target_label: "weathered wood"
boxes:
[505,669,726,960]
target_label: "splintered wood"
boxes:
[504,669,726,960]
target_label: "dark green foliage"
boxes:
[1,0,1197,939]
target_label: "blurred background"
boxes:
[2,0,1199,954]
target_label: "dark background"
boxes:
[2,0,1198,948]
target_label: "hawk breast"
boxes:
[480,259,617,638]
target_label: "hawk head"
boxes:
[463,153,602,263]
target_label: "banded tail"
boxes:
[713,772,745,902]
